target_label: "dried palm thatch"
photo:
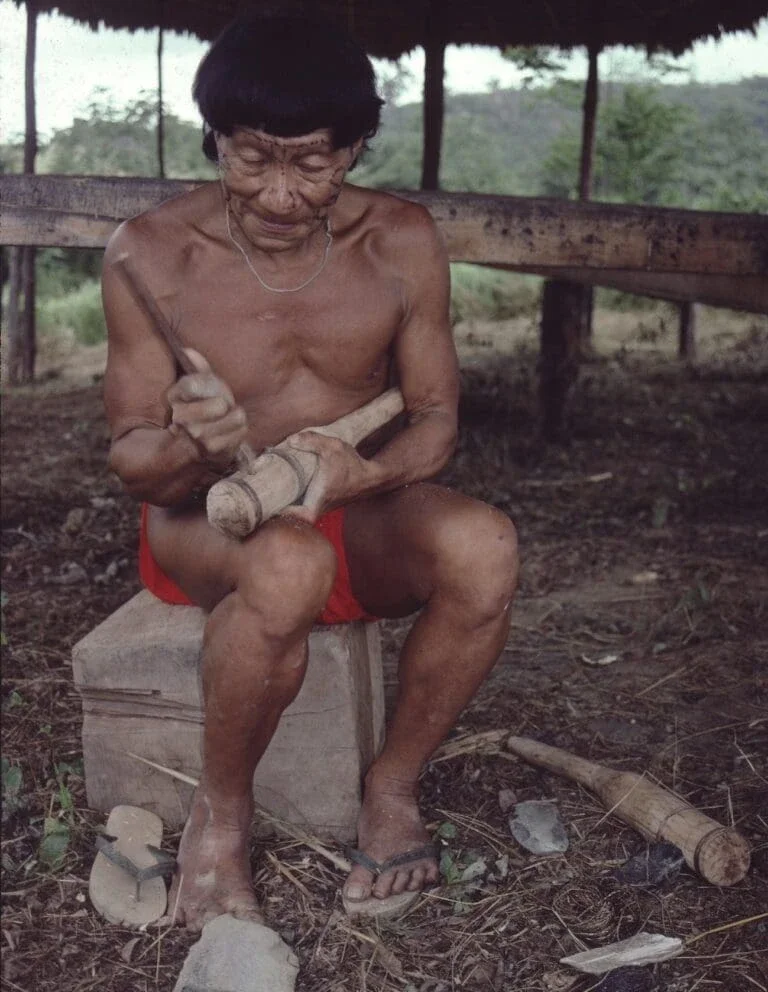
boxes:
[15,0,768,57]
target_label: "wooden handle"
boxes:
[113,255,256,471]
[506,735,751,886]
[206,388,405,538]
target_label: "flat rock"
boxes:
[173,916,299,992]
[509,800,569,855]
[561,933,683,975]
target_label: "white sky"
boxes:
[0,4,766,142]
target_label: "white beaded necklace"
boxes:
[224,199,333,295]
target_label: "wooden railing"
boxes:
[2,174,767,313]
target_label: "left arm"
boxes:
[286,203,458,519]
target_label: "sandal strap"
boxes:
[345,844,437,876]
[95,835,176,900]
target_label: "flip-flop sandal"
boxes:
[89,805,175,927]
[342,845,437,920]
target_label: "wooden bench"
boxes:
[72,591,385,842]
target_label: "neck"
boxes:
[223,199,334,294]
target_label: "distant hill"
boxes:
[355,77,768,210]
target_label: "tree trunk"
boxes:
[678,301,697,361]
[420,40,445,191]
[157,26,165,179]
[5,0,38,385]
[575,42,601,355]
[538,280,583,442]
[4,249,23,383]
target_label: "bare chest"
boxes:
[159,244,403,438]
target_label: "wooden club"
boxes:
[205,388,405,538]
[506,735,750,886]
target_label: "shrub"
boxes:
[37,280,106,346]
[450,264,540,324]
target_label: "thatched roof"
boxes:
[17,0,768,58]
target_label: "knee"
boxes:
[234,520,337,638]
[434,505,518,623]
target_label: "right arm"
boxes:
[102,222,247,506]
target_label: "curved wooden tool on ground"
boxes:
[506,735,750,886]
[207,389,405,539]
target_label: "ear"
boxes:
[348,137,365,170]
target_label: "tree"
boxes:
[40,90,212,180]
[540,84,690,205]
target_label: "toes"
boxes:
[343,866,375,903]
[407,866,427,892]
[425,859,441,885]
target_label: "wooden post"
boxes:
[678,301,697,361]
[421,39,445,191]
[157,25,165,179]
[576,42,601,355]
[538,42,601,414]
[539,280,583,441]
[5,0,38,385]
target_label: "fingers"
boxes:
[182,347,212,374]
[165,350,247,464]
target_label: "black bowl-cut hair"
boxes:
[193,9,384,162]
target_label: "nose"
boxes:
[258,165,299,216]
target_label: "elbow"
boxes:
[107,443,176,506]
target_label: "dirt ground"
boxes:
[2,307,767,992]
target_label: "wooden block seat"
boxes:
[72,590,385,842]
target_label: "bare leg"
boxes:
[343,487,519,902]
[151,513,337,930]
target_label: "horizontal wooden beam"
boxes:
[2,175,767,278]
[504,266,768,314]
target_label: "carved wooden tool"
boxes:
[206,388,405,539]
[506,735,750,886]
[113,255,256,471]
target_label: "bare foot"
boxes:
[343,773,439,903]
[169,787,264,931]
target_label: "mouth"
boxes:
[255,214,302,235]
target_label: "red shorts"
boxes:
[138,503,377,625]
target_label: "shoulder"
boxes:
[340,184,446,265]
[103,183,218,275]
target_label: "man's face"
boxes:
[216,127,362,251]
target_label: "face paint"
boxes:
[216,127,359,250]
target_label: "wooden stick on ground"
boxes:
[506,735,751,886]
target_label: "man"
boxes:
[103,11,518,931]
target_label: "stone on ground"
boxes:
[560,932,683,975]
[508,800,569,855]
[173,916,299,992]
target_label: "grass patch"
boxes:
[450,264,540,324]
[37,279,106,346]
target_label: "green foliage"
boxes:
[39,89,214,180]
[36,248,102,299]
[38,818,71,867]
[1,757,24,823]
[541,84,692,204]
[503,46,567,87]
[450,265,540,324]
[37,761,82,869]
[38,279,107,345]
[596,86,692,203]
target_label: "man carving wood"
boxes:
[103,10,518,929]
